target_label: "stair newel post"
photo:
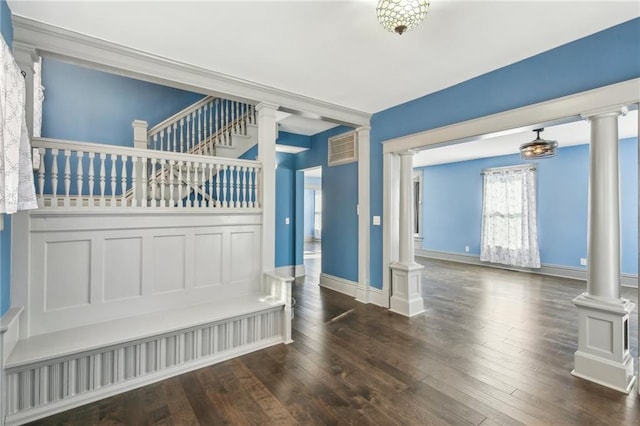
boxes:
[63,150,71,208]
[132,120,149,205]
[121,155,128,207]
[75,151,82,207]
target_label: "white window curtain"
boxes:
[34,56,44,138]
[480,165,540,268]
[0,35,38,214]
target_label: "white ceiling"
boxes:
[414,109,638,167]
[9,0,640,117]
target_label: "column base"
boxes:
[572,292,635,394]
[389,262,424,317]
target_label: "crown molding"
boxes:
[12,15,371,128]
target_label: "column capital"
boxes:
[398,149,417,157]
[255,102,280,113]
[12,41,39,70]
[581,105,628,121]
[356,125,371,134]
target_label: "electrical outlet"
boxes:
[464,246,470,252]
[285,217,290,225]
[580,258,587,266]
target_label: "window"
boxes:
[480,165,540,268]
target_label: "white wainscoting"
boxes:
[416,249,639,288]
[27,212,262,336]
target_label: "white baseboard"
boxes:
[275,265,305,278]
[319,273,357,297]
[367,287,387,308]
[416,249,639,288]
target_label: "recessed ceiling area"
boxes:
[8,1,639,114]
[414,109,638,167]
[276,112,339,136]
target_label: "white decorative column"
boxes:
[256,102,279,272]
[356,126,370,303]
[572,107,635,393]
[389,150,424,317]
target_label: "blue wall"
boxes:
[41,58,204,146]
[0,0,12,316]
[304,190,315,238]
[369,18,640,288]
[297,126,359,283]
[420,138,637,274]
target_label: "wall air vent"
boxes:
[328,130,357,167]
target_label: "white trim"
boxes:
[383,78,640,154]
[367,287,386,308]
[356,126,371,303]
[12,16,370,127]
[319,273,357,297]
[275,265,305,278]
[416,249,638,288]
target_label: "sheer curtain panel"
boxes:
[480,165,540,268]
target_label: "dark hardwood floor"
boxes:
[28,256,640,425]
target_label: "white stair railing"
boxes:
[147,96,257,155]
[32,137,262,210]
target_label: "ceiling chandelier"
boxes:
[376,0,430,35]
[520,128,558,160]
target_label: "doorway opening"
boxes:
[303,167,322,278]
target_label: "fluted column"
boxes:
[256,102,279,272]
[389,150,424,317]
[572,106,635,393]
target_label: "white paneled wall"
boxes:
[25,212,262,336]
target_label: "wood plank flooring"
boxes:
[28,257,639,425]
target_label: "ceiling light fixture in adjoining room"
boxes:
[376,0,430,35]
[520,128,558,160]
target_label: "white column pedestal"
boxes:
[389,262,425,317]
[572,293,636,393]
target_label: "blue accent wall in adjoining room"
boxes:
[304,190,315,238]
[297,126,358,283]
[419,138,637,275]
[369,18,640,289]
[41,58,204,146]
[275,152,297,268]
[0,0,12,316]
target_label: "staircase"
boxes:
[129,96,258,205]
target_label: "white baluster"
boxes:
[172,123,178,152]
[110,153,117,207]
[198,108,203,148]
[99,153,107,207]
[153,134,158,151]
[76,151,83,207]
[131,156,138,208]
[167,126,173,152]
[141,158,148,208]
[200,162,206,208]
[161,159,168,207]
[63,150,71,207]
[177,160,184,208]
[208,101,213,144]
[169,160,175,207]
[225,101,230,146]
[88,152,95,207]
[184,161,193,208]
[121,155,128,207]
[150,158,158,207]
[249,166,255,208]
[160,130,165,151]
[186,115,192,152]
[242,166,248,208]
[180,118,185,153]
[221,165,228,208]
[208,164,214,208]
[215,163,221,208]
[38,148,46,202]
[215,99,220,147]
[191,112,196,152]
[256,167,261,208]
[230,165,236,208]
[51,149,59,205]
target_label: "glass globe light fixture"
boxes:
[376,0,430,35]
